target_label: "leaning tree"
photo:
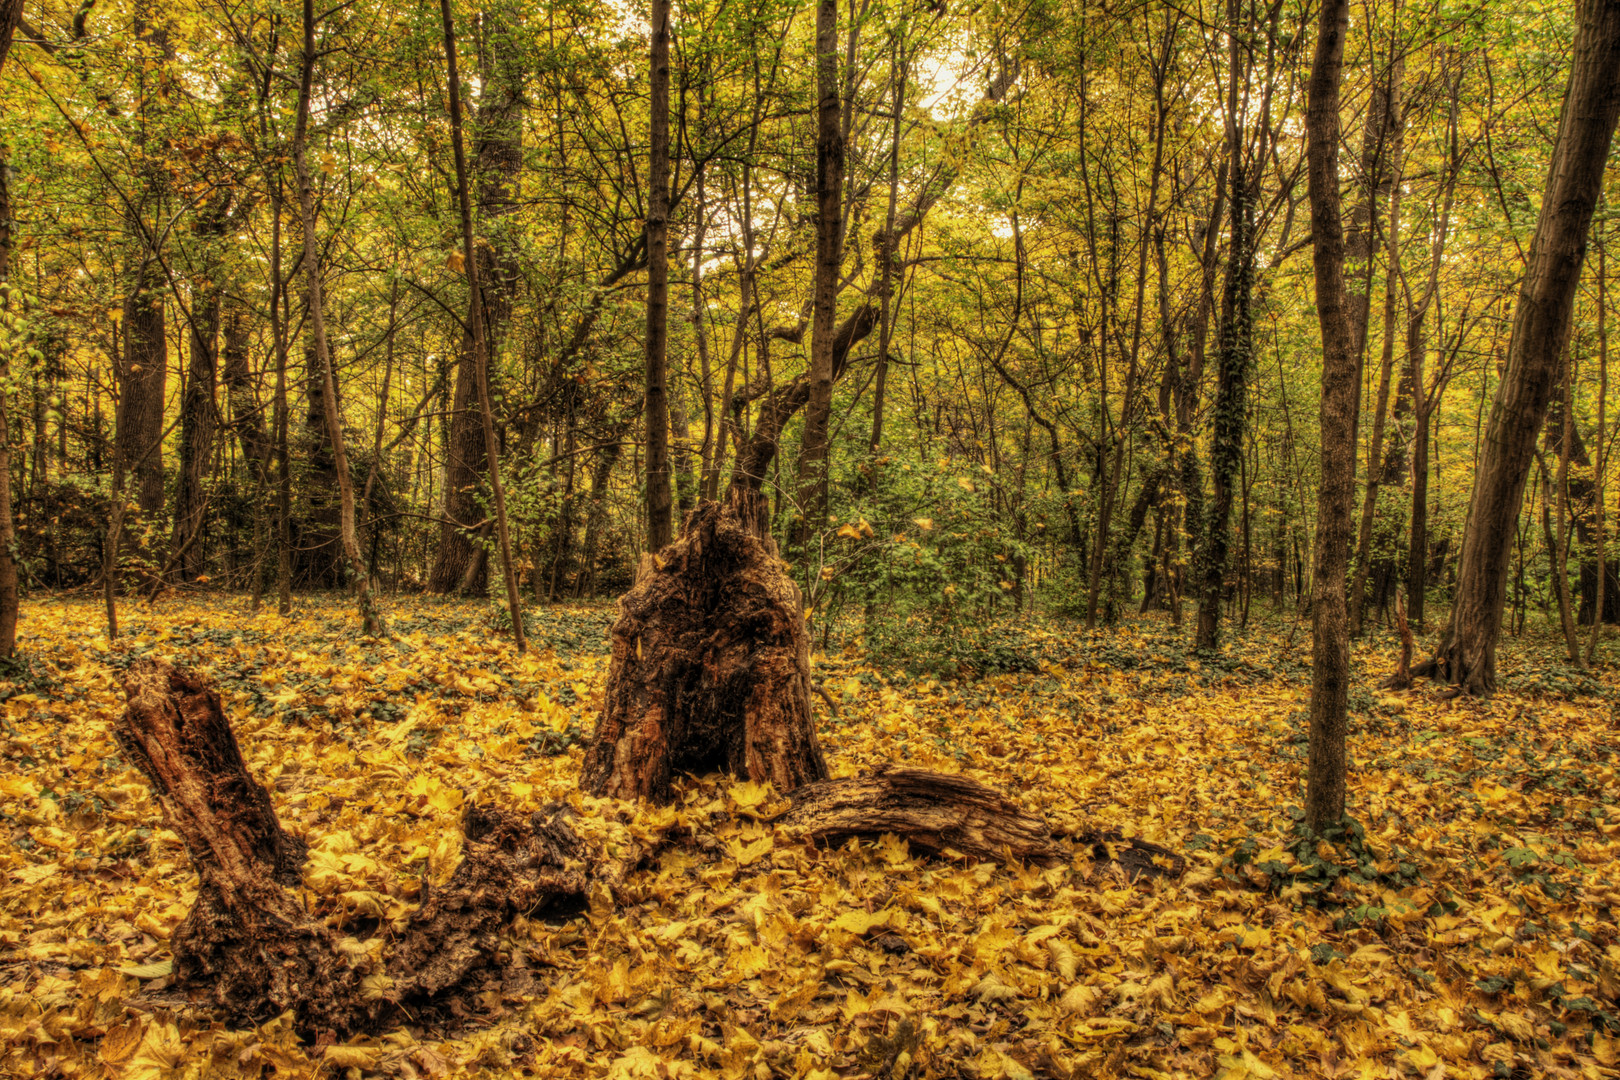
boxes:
[1417,0,1620,695]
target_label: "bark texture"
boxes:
[427,19,525,596]
[117,660,591,1037]
[1421,0,1620,694]
[1304,0,1356,832]
[783,766,1059,866]
[579,488,829,802]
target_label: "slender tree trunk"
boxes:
[0,134,17,656]
[293,0,383,636]
[270,181,293,617]
[643,0,674,552]
[427,20,525,596]
[869,36,906,453]
[1591,240,1609,663]
[1349,94,1406,636]
[1555,353,1584,662]
[440,0,524,651]
[1195,32,1253,652]
[795,0,846,543]
[1304,0,1356,832]
[1422,0,1620,694]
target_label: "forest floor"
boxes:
[1,596,1618,1080]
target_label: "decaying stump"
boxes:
[783,766,1061,866]
[580,488,829,801]
[120,658,1173,1039]
[117,660,590,1037]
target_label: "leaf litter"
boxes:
[1,596,1618,1079]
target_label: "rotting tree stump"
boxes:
[580,489,829,801]
[117,660,593,1038]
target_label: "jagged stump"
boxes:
[580,489,829,802]
[117,659,591,1037]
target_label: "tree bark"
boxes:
[1304,0,1356,832]
[118,660,591,1037]
[1194,62,1253,651]
[170,197,230,583]
[642,0,675,553]
[1590,239,1609,663]
[293,0,383,635]
[795,0,846,544]
[783,767,1058,866]
[441,0,525,653]
[1421,0,1620,694]
[1348,82,1405,637]
[427,16,525,596]
[0,71,17,656]
[581,487,829,802]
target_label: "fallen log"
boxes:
[782,765,1061,866]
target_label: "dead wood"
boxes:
[782,765,1061,866]
[579,488,830,802]
[117,660,590,1038]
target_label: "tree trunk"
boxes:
[427,19,525,596]
[794,0,846,545]
[642,0,675,553]
[0,112,17,656]
[119,7,172,523]
[170,226,225,583]
[441,0,525,652]
[1421,0,1620,694]
[117,659,591,1038]
[1348,86,1405,637]
[1304,0,1356,832]
[580,487,829,802]
[1554,356,1584,663]
[782,766,1058,866]
[577,428,625,597]
[293,0,383,635]
[1591,239,1609,663]
[1194,145,1253,647]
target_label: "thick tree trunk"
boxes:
[1304,0,1356,832]
[577,427,626,597]
[1195,168,1253,649]
[121,252,168,519]
[1421,0,1620,694]
[441,0,525,652]
[170,283,221,583]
